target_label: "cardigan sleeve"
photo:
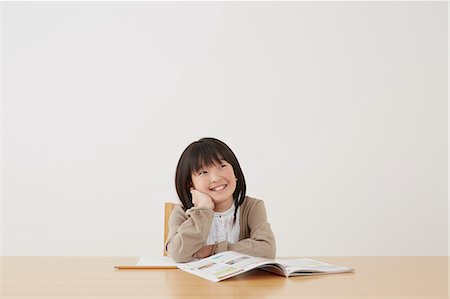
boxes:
[213,199,276,258]
[165,205,214,263]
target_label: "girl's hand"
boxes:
[194,245,214,259]
[190,188,215,210]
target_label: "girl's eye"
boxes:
[220,164,227,168]
[198,170,207,175]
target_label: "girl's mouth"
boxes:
[210,184,227,191]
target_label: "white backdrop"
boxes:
[2,2,448,256]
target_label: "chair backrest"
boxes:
[163,202,176,256]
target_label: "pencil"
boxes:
[114,265,177,270]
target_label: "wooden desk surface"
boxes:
[1,256,448,299]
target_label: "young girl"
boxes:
[165,137,276,263]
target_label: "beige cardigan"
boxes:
[165,196,276,263]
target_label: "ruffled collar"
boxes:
[213,203,235,219]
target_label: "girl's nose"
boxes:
[209,172,220,182]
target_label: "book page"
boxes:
[275,258,354,275]
[177,251,271,282]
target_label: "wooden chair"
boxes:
[163,202,176,256]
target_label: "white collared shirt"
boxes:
[205,203,240,245]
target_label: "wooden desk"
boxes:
[1,256,448,299]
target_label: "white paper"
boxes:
[136,256,180,267]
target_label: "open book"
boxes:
[177,251,354,282]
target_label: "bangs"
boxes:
[189,143,226,174]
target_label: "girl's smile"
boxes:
[210,184,227,192]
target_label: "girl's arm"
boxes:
[213,199,276,258]
[165,205,214,263]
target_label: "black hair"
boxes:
[175,137,246,221]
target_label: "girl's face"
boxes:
[191,159,237,210]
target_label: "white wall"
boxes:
[2,2,447,256]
